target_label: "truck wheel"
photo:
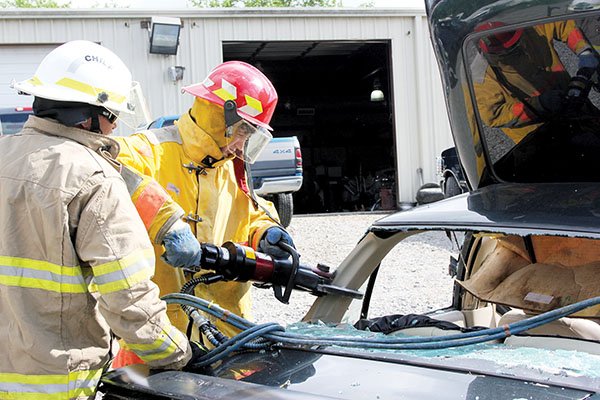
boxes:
[415,183,444,205]
[274,193,293,228]
[444,176,462,198]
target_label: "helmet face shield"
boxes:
[225,119,272,164]
[111,81,152,130]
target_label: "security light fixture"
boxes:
[168,66,185,82]
[370,78,385,102]
[149,17,182,55]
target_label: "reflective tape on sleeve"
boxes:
[0,369,102,400]
[90,248,155,294]
[126,326,187,363]
[0,256,87,294]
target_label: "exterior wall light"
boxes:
[370,78,385,102]
[149,17,182,55]
[168,66,185,82]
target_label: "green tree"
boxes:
[190,0,342,7]
[0,0,70,7]
[90,0,127,7]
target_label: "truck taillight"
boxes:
[295,148,303,167]
[15,107,32,112]
[436,156,443,178]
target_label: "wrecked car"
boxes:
[99,0,600,398]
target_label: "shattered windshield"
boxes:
[466,14,600,183]
[288,322,600,382]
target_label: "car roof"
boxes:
[372,182,600,239]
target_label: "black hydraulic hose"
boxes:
[180,273,224,295]
[180,274,225,342]
[188,323,284,368]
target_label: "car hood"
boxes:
[102,346,598,399]
[372,182,600,239]
[424,0,600,190]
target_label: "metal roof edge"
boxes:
[0,7,426,19]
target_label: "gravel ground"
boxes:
[251,212,459,326]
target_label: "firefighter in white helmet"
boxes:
[0,40,196,399]
[113,61,296,367]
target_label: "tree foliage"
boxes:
[0,0,70,7]
[189,0,342,7]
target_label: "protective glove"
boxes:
[577,49,600,79]
[257,227,296,259]
[566,75,592,110]
[161,219,202,269]
[537,89,565,114]
[183,341,209,372]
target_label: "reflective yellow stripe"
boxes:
[213,78,237,101]
[93,248,154,276]
[55,77,126,104]
[91,267,152,294]
[239,94,263,117]
[214,88,236,101]
[0,369,102,399]
[91,248,155,294]
[27,75,43,87]
[127,326,186,362]
[0,256,87,294]
[0,256,81,276]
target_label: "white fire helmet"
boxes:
[13,40,134,114]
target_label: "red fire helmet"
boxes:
[475,21,524,54]
[182,61,278,130]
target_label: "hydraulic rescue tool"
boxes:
[186,241,363,304]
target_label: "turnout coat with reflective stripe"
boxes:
[116,112,279,337]
[0,116,190,400]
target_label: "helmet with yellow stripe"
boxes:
[182,61,278,164]
[13,40,133,114]
[182,61,278,131]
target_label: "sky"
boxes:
[67,0,423,8]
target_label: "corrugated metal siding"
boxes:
[0,9,453,203]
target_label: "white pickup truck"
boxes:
[247,136,303,227]
[148,116,303,227]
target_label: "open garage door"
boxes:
[223,40,396,214]
[0,44,57,108]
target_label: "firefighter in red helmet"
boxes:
[113,61,296,367]
[472,20,598,143]
[476,22,524,55]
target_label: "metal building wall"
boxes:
[0,8,453,204]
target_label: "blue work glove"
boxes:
[161,220,202,269]
[577,49,599,78]
[257,227,296,259]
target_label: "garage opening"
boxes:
[223,40,396,214]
